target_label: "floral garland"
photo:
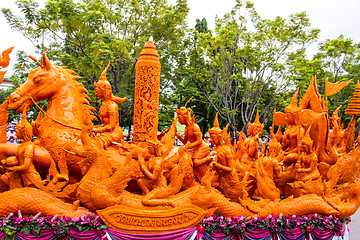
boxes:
[199,214,351,236]
[0,211,351,238]
[0,211,107,237]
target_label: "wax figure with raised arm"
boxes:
[93,63,128,148]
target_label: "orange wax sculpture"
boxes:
[0,44,358,234]
[133,38,161,142]
[0,46,14,84]
[345,80,360,115]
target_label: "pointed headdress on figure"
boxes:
[247,110,264,136]
[16,104,32,141]
[146,139,163,157]
[209,112,221,134]
[176,98,195,125]
[208,112,229,143]
[94,62,127,104]
[285,88,300,113]
[94,62,112,91]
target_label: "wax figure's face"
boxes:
[178,114,187,125]
[300,141,311,153]
[95,86,104,99]
[285,112,294,125]
[210,132,220,145]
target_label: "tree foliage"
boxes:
[179,0,319,136]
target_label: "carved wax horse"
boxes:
[8,53,96,182]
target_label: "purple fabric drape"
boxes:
[310,223,346,240]
[280,227,305,240]
[0,225,347,240]
[16,229,55,240]
[208,231,227,239]
[108,227,196,240]
[311,228,335,240]
[244,227,272,239]
[69,228,107,240]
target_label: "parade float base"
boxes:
[0,213,351,240]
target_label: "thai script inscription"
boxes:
[114,212,198,228]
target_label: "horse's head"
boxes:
[8,53,60,112]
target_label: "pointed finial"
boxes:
[94,62,112,91]
[148,36,153,42]
[17,104,32,138]
[291,88,299,106]
[214,112,219,128]
[270,127,276,140]
[100,62,111,81]
[209,112,221,134]
[286,88,300,113]
[21,104,28,123]
[254,110,260,124]
[139,37,159,58]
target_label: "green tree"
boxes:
[182,0,319,136]
[172,17,216,136]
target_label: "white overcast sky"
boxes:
[1,0,360,76]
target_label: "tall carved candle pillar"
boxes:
[345,80,360,116]
[133,38,161,142]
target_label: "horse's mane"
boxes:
[54,66,96,122]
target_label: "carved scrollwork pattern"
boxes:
[133,52,160,142]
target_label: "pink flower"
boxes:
[207,216,214,221]
[220,222,227,229]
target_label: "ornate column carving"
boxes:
[133,38,161,142]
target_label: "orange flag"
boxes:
[0,46,14,69]
[0,71,5,85]
[325,78,351,97]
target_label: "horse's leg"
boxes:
[57,160,69,182]
[48,150,69,185]
[48,159,69,185]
